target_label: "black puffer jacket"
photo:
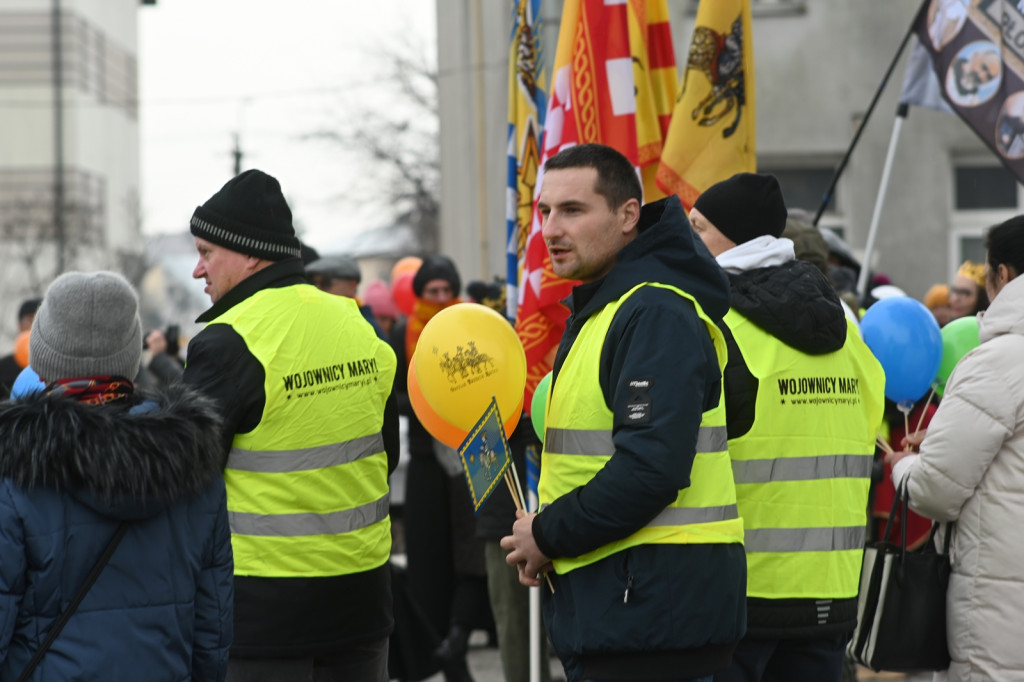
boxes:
[533,195,747,682]
[722,260,847,442]
[722,260,863,639]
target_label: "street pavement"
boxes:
[409,634,906,681]
[413,631,559,682]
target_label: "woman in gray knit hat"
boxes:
[0,271,233,681]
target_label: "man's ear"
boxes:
[1000,262,1018,286]
[620,198,641,234]
[245,255,275,275]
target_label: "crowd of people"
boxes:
[0,144,1022,682]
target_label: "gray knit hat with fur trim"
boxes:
[29,271,143,382]
[190,169,301,261]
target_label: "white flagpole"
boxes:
[530,585,541,682]
[528,461,541,682]
[856,102,909,304]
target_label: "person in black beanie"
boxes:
[389,253,490,682]
[183,169,401,682]
[689,173,886,682]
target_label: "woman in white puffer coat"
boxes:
[888,215,1024,682]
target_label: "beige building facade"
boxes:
[0,0,145,346]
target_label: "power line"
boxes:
[0,73,435,108]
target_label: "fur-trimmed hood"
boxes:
[0,383,225,521]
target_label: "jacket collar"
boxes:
[196,257,306,323]
[979,273,1024,342]
[0,385,225,518]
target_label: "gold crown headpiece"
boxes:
[957,260,987,288]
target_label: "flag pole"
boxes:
[811,0,927,226]
[856,102,909,303]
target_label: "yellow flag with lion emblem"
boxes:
[656,0,756,210]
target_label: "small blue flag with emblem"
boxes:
[458,396,513,513]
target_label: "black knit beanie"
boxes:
[693,172,788,246]
[190,169,301,261]
[412,255,461,297]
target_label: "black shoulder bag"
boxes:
[849,482,953,673]
[16,522,129,682]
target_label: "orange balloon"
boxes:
[411,303,526,441]
[13,330,29,369]
[390,256,423,283]
[409,362,523,450]
[393,272,417,316]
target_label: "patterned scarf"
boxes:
[47,376,135,405]
[405,298,461,365]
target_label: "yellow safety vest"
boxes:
[211,285,397,578]
[724,310,884,599]
[539,283,744,575]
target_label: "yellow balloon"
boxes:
[412,303,526,436]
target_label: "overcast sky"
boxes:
[138,0,437,252]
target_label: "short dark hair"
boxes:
[986,214,1024,278]
[17,298,41,323]
[544,143,642,210]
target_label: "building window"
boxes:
[950,161,1022,273]
[758,166,837,215]
[954,166,1018,210]
[0,11,137,119]
[957,234,986,265]
[0,168,107,247]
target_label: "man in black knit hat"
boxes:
[184,169,400,681]
[689,173,885,682]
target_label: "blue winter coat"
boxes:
[0,384,233,681]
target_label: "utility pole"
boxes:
[52,0,66,272]
[232,133,243,176]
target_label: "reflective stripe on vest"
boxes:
[743,526,866,553]
[539,282,744,575]
[212,285,397,578]
[227,433,385,473]
[725,309,885,600]
[545,425,729,457]
[229,495,390,537]
[731,453,874,484]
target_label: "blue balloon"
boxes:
[860,296,942,408]
[10,365,45,399]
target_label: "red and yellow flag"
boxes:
[656,0,756,210]
[515,0,677,409]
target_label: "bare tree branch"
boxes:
[302,35,440,254]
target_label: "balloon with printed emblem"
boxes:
[410,303,526,449]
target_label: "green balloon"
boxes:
[530,371,552,442]
[936,316,980,397]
